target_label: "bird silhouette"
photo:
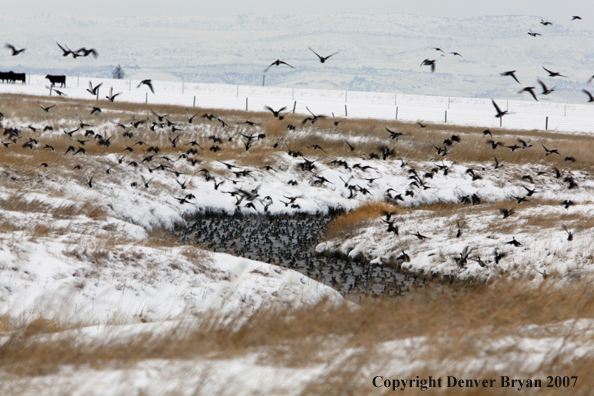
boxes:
[308,47,339,63]
[106,87,122,102]
[265,106,287,118]
[583,89,594,103]
[263,59,294,73]
[540,19,553,26]
[537,79,554,95]
[528,29,542,37]
[542,67,566,78]
[420,59,436,72]
[87,81,102,96]
[519,86,538,101]
[491,99,508,118]
[5,43,25,56]
[137,79,154,93]
[501,70,521,84]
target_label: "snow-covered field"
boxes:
[3,74,594,134]
[2,84,594,394]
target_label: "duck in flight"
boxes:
[491,99,508,118]
[543,66,567,78]
[5,43,25,56]
[420,59,436,72]
[501,70,521,84]
[263,59,294,73]
[308,47,339,63]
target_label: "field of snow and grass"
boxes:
[2,83,594,395]
[2,74,594,134]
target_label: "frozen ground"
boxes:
[1,87,594,393]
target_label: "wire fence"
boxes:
[1,74,593,134]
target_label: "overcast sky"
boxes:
[4,0,593,20]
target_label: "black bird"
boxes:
[517,138,532,149]
[137,79,154,93]
[5,43,25,56]
[572,16,582,21]
[499,208,515,219]
[38,102,56,112]
[562,224,574,241]
[332,112,343,126]
[457,246,473,267]
[106,87,122,102]
[483,129,493,137]
[494,249,506,265]
[411,231,430,240]
[561,199,574,209]
[265,106,287,118]
[73,47,98,58]
[449,52,463,57]
[537,79,554,95]
[420,59,436,72]
[491,99,508,118]
[456,220,465,238]
[519,86,538,101]
[308,47,339,63]
[541,144,560,156]
[87,81,102,96]
[501,70,521,84]
[87,173,95,188]
[505,237,522,247]
[56,42,73,57]
[540,19,553,26]
[344,139,355,151]
[528,29,541,37]
[385,127,403,140]
[523,185,537,196]
[542,67,566,78]
[582,89,594,103]
[263,59,294,73]
[494,157,504,169]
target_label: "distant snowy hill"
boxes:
[1,13,594,102]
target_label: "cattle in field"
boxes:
[0,71,26,84]
[45,74,66,87]
[12,72,26,84]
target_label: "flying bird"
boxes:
[519,86,538,101]
[56,42,73,57]
[263,59,294,73]
[264,106,287,117]
[501,70,521,84]
[137,79,154,93]
[38,102,55,112]
[87,81,102,96]
[106,87,122,102]
[540,19,553,26]
[572,16,582,21]
[542,67,566,78]
[583,89,594,103]
[73,47,98,58]
[537,79,554,95]
[420,59,436,72]
[308,47,339,63]
[528,29,542,37]
[491,99,508,118]
[5,43,25,56]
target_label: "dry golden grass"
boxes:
[1,278,594,392]
[325,201,400,239]
[4,91,594,174]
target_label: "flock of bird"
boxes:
[1,12,590,292]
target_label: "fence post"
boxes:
[146,93,148,104]
[262,75,265,87]
[545,116,548,130]
[246,97,248,111]
[345,104,348,117]
[193,96,196,107]
[499,117,502,128]
[445,110,447,123]
[395,107,398,120]
[293,101,296,113]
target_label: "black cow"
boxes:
[45,74,66,88]
[12,72,26,84]
[0,72,8,83]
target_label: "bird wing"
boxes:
[280,60,294,68]
[308,46,322,60]
[491,99,502,113]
